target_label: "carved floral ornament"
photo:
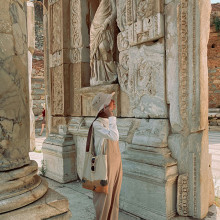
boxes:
[71,0,81,48]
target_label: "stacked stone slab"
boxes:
[0,1,70,218]
[42,0,214,219]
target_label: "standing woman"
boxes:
[91,92,122,220]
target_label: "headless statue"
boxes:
[90,0,117,86]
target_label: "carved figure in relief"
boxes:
[90,0,118,86]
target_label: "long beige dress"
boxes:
[93,139,123,220]
[92,117,123,220]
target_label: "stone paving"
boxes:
[30,130,220,220]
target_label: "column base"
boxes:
[0,188,71,220]
[0,161,48,213]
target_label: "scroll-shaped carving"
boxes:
[118,51,129,92]
[71,0,81,48]
[177,174,189,216]
[117,30,129,52]
[70,48,80,63]
[90,0,118,86]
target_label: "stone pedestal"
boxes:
[42,130,77,183]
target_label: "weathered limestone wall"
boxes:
[208,4,220,109]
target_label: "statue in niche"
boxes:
[90,0,118,86]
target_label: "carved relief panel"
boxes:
[117,0,164,48]
[70,0,82,48]
[51,65,64,115]
[117,0,166,118]
[49,0,62,53]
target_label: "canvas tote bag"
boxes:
[82,128,108,194]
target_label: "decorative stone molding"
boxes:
[177,174,189,216]
[70,0,81,48]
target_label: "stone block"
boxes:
[120,147,178,220]
[51,64,70,116]
[70,62,90,117]
[165,0,210,133]
[42,133,77,183]
[32,89,45,95]
[32,77,44,84]
[118,41,167,118]
[32,84,42,89]
[117,118,169,147]
[0,188,71,220]
[168,129,212,218]
[49,0,70,54]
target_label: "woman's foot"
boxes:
[39,133,42,136]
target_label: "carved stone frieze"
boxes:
[118,50,129,92]
[49,49,70,68]
[124,0,164,45]
[129,13,164,46]
[126,0,134,25]
[177,0,188,130]
[120,42,167,118]
[69,48,90,64]
[70,0,81,48]
[51,66,64,115]
[117,30,129,52]
[50,0,62,53]
[177,174,189,216]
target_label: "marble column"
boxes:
[0,0,48,213]
[0,1,71,218]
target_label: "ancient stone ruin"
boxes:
[0,0,215,219]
